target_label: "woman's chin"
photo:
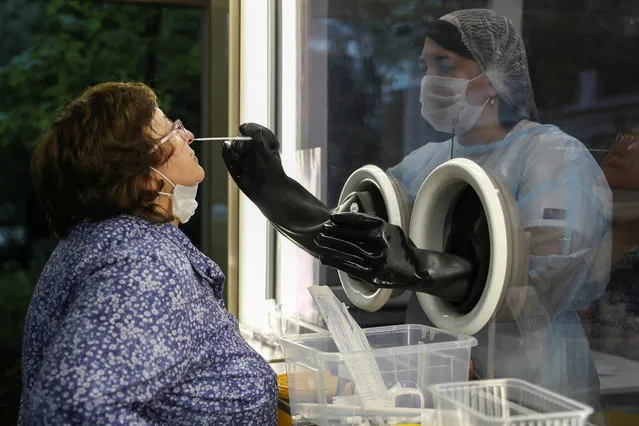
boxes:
[196,165,206,183]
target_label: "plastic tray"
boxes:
[428,378,594,426]
[279,324,477,426]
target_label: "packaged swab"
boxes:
[308,285,390,409]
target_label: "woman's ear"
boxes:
[144,170,163,193]
[467,73,496,106]
[482,79,499,111]
[482,75,498,98]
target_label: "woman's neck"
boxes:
[154,179,179,227]
[456,101,513,146]
[154,194,179,227]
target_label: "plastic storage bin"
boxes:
[429,379,594,426]
[279,324,477,426]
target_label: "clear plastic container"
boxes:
[279,324,477,426]
[428,379,594,426]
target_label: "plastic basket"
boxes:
[429,378,594,426]
[279,324,477,426]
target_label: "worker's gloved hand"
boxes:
[223,122,286,199]
[222,123,331,256]
[315,212,472,302]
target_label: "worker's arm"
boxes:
[315,212,471,301]
[515,135,612,328]
[222,123,472,301]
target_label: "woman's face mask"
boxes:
[151,167,198,224]
[420,73,488,136]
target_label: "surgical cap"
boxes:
[439,9,539,121]
[423,20,474,60]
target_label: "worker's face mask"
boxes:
[150,167,199,224]
[612,189,639,223]
[420,73,488,136]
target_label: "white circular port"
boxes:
[337,165,411,312]
[409,158,526,335]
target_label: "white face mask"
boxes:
[612,189,639,223]
[420,73,488,135]
[150,167,198,224]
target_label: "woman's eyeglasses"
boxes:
[149,119,190,153]
[615,132,639,151]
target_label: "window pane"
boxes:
[279,0,639,423]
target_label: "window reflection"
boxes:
[584,123,639,358]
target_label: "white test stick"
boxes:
[192,136,253,141]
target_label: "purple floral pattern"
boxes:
[19,215,277,425]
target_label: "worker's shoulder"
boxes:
[522,122,585,151]
[519,124,608,189]
[507,123,592,168]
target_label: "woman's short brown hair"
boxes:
[31,82,175,238]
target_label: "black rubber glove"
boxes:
[222,122,331,256]
[315,212,471,302]
[222,123,472,302]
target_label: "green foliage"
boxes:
[0,0,205,423]
[0,0,203,151]
[0,240,55,420]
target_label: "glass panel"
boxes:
[0,1,205,422]
[278,0,639,423]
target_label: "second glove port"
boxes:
[409,158,528,335]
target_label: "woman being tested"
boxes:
[20,82,277,425]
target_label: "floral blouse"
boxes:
[19,215,277,425]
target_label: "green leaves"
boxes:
[0,1,205,422]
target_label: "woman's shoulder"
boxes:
[69,215,167,246]
[30,217,189,325]
[62,215,183,271]
[55,217,199,298]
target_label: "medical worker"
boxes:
[407,7,611,407]
[324,8,612,411]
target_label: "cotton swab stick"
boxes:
[193,137,253,141]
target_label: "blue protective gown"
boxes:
[390,120,612,408]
